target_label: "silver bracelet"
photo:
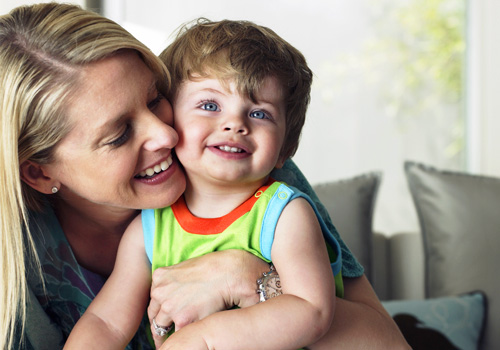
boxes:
[256,264,282,302]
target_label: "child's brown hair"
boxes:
[160,18,313,161]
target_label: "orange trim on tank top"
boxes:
[171,178,275,234]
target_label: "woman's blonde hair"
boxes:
[0,3,169,348]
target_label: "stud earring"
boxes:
[51,186,59,194]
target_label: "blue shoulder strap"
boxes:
[259,184,342,276]
[142,209,155,263]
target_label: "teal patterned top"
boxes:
[17,160,363,349]
[271,161,364,277]
[22,205,152,350]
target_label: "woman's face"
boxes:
[45,50,186,210]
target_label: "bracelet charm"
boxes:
[256,264,282,302]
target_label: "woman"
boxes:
[0,3,408,349]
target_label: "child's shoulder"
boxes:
[265,178,308,199]
[259,179,312,212]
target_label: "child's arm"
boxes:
[160,197,336,350]
[64,216,151,349]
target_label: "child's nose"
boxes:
[221,114,249,134]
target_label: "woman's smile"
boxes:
[46,51,186,209]
[136,155,174,178]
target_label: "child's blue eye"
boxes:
[250,110,268,119]
[201,102,219,111]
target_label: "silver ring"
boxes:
[152,317,173,336]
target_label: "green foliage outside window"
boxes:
[373,0,465,102]
[367,0,466,160]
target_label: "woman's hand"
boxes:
[147,249,269,331]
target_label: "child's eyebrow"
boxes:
[188,87,229,98]
[200,87,227,95]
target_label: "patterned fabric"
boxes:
[24,204,153,350]
[143,180,343,297]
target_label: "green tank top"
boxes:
[142,180,343,297]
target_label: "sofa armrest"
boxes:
[372,232,425,301]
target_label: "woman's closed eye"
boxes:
[147,92,165,111]
[107,124,131,147]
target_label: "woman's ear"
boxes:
[20,160,57,194]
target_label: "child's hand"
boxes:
[158,324,209,350]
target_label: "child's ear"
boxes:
[275,157,287,169]
[20,160,58,194]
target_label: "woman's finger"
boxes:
[152,317,173,336]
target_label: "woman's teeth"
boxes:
[218,145,243,153]
[138,156,172,178]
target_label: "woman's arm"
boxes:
[152,258,409,349]
[309,275,410,349]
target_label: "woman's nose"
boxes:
[142,115,179,151]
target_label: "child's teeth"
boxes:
[161,160,169,170]
[219,146,241,153]
[146,168,155,176]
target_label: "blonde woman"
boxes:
[0,4,265,348]
[0,3,407,349]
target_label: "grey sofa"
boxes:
[313,161,498,350]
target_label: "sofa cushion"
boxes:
[313,172,381,282]
[405,161,500,349]
[382,292,487,350]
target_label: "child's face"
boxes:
[173,76,286,188]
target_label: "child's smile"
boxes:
[173,76,286,188]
